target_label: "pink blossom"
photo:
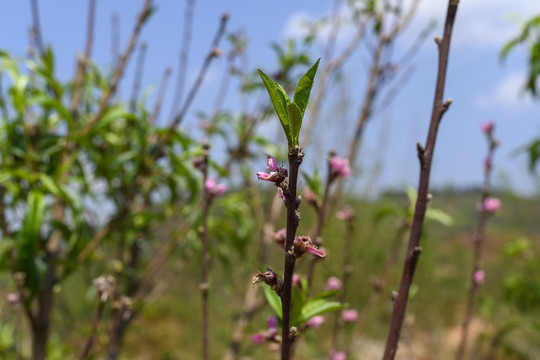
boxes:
[306,315,325,328]
[329,157,353,177]
[292,273,301,286]
[336,205,355,221]
[267,316,277,329]
[476,197,501,213]
[325,277,342,291]
[293,236,326,258]
[252,333,266,344]
[473,269,485,285]
[481,121,494,134]
[330,350,347,360]
[205,178,226,196]
[483,157,491,171]
[277,187,284,200]
[257,155,288,184]
[342,309,358,323]
[6,293,19,305]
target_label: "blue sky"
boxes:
[1,1,539,196]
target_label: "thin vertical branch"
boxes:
[169,0,196,122]
[456,125,498,360]
[382,1,460,359]
[84,0,96,59]
[200,143,211,360]
[168,13,229,131]
[281,146,303,360]
[81,0,154,135]
[150,67,173,125]
[306,153,333,291]
[78,300,106,360]
[30,0,45,57]
[111,13,120,69]
[129,42,148,112]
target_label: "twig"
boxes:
[168,13,229,131]
[168,0,196,122]
[30,0,45,57]
[455,124,498,360]
[81,0,154,136]
[382,2,460,359]
[84,0,96,59]
[150,67,172,125]
[200,143,211,360]
[111,13,120,69]
[78,300,106,360]
[129,42,148,112]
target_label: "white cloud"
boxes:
[476,72,534,108]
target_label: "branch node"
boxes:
[434,36,442,47]
[443,98,453,112]
[413,246,422,255]
[416,142,426,168]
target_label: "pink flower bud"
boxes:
[473,269,485,285]
[257,155,288,185]
[293,236,326,258]
[330,350,347,360]
[329,157,353,178]
[325,277,342,291]
[342,309,358,323]
[252,333,266,344]
[205,178,226,196]
[480,121,494,134]
[336,205,355,221]
[476,197,501,213]
[292,273,301,286]
[483,157,491,171]
[267,316,277,329]
[306,315,325,328]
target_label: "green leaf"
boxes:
[425,207,454,226]
[293,58,320,118]
[263,284,282,320]
[30,94,74,129]
[299,299,343,324]
[257,69,292,144]
[287,102,302,146]
[17,191,46,297]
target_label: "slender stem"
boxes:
[84,0,96,58]
[150,67,173,125]
[168,0,196,122]
[456,128,497,360]
[382,2,460,359]
[168,13,228,130]
[78,300,106,360]
[82,0,154,136]
[306,157,333,291]
[129,42,148,112]
[281,146,303,360]
[200,144,211,360]
[30,0,45,57]
[330,216,355,355]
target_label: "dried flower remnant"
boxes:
[335,205,355,222]
[252,268,282,295]
[293,236,326,259]
[272,229,286,249]
[93,275,115,302]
